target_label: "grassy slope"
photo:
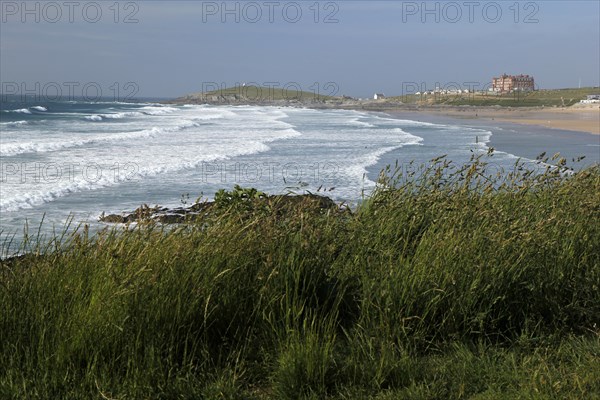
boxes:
[1,156,599,399]
[395,87,600,107]
[193,85,338,102]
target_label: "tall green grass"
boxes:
[1,156,599,399]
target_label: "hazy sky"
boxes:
[1,1,599,98]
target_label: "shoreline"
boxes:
[168,96,599,135]
[378,110,599,173]
[335,104,600,136]
[404,105,600,135]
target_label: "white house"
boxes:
[373,93,385,100]
[580,94,600,104]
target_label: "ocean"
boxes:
[1,98,598,254]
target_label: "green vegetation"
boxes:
[396,87,600,107]
[200,85,338,102]
[2,155,599,399]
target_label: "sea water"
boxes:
[1,98,598,254]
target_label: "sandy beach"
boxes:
[412,104,600,135]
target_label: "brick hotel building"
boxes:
[492,74,535,92]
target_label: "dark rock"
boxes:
[100,214,128,223]
[99,194,339,225]
[154,214,186,224]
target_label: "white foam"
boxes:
[265,127,302,141]
[0,105,307,212]
[0,139,273,213]
[341,128,424,188]
[6,108,32,114]
[31,106,47,111]
[0,105,475,214]
[1,141,72,156]
[396,119,439,127]
[188,111,230,121]
[68,100,156,106]
[348,117,376,128]
[0,120,201,157]
[96,111,144,119]
[346,146,404,184]
[0,120,28,127]
[139,106,179,115]
[84,107,178,120]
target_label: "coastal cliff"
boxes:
[165,85,404,109]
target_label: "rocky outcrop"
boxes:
[164,88,404,109]
[100,194,340,224]
[167,93,329,107]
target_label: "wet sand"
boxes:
[414,105,600,135]
[376,110,600,174]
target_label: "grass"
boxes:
[187,85,338,103]
[396,87,600,107]
[178,86,600,107]
[1,154,599,399]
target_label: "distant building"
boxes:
[492,74,535,93]
[580,94,600,104]
[374,93,385,100]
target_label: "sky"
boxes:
[1,0,599,99]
